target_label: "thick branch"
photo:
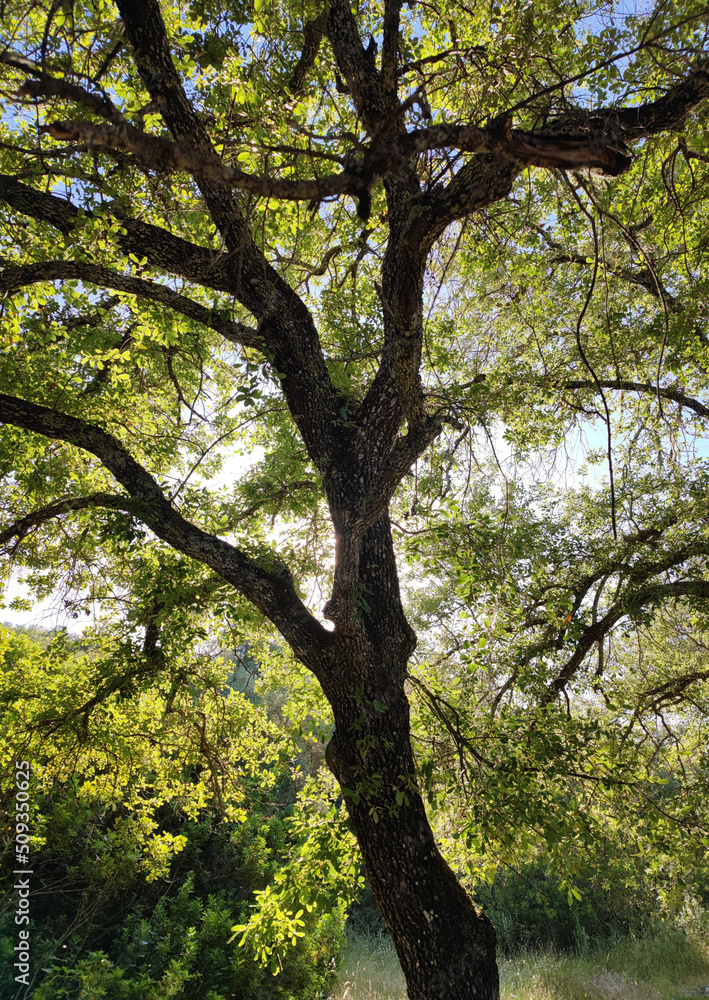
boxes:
[326,0,386,134]
[0,173,345,473]
[0,493,137,548]
[597,59,709,136]
[432,60,709,227]
[564,380,709,419]
[489,117,632,174]
[45,118,368,212]
[426,151,521,235]
[114,0,236,177]
[354,418,443,535]
[115,0,345,470]
[381,0,403,111]
[4,32,279,316]
[0,393,332,666]
[39,117,501,217]
[0,50,44,77]
[0,174,237,292]
[113,0,270,303]
[0,259,261,349]
[7,52,709,233]
[40,101,687,223]
[358,60,709,450]
[287,15,326,96]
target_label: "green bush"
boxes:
[0,624,345,1000]
[1,812,344,1000]
[474,859,658,955]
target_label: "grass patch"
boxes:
[328,933,407,1000]
[327,930,709,1000]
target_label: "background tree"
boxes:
[1,1,708,997]
[0,623,349,999]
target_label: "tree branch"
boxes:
[544,235,707,348]
[0,172,346,474]
[515,525,708,687]
[542,580,709,704]
[114,0,272,304]
[426,151,521,232]
[0,259,262,349]
[0,173,238,292]
[563,380,709,419]
[597,59,709,136]
[354,418,443,535]
[45,118,370,214]
[541,231,683,306]
[0,493,137,549]
[431,60,709,227]
[641,668,709,711]
[381,0,403,111]
[37,95,695,223]
[0,50,124,123]
[357,59,709,449]
[114,0,346,471]
[326,0,386,134]
[0,393,332,666]
[287,14,327,96]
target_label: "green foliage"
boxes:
[0,626,344,999]
[0,622,289,861]
[3,821,343,1000]
[403,473,709,908]
[1,0,709,989]
[231,772,362,972]
[475,860,657,955]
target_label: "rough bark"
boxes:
[326,682,499,1000]
[322,517,499,1000]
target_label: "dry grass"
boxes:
[329,933,407,1000]
[327,930,709,1000]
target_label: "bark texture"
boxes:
[320,515,499,998]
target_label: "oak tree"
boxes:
[1,1,709,997]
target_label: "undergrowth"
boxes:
[328,929,709,1000]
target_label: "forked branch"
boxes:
[0,393,332,665]
[542,580,709,704]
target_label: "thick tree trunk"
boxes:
[322,518,498,1000]
[326,680,499,1000]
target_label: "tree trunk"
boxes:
[322,516,499,1000]
[326,681,499,1000]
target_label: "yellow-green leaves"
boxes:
[0,623,287,878]
[231,771,361,974]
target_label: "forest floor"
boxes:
[327,929,709,1000]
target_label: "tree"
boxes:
[1,1,708,996]
[0,624,348,998]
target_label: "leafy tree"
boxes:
[1,1,709,996]
[0,623,346,999]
